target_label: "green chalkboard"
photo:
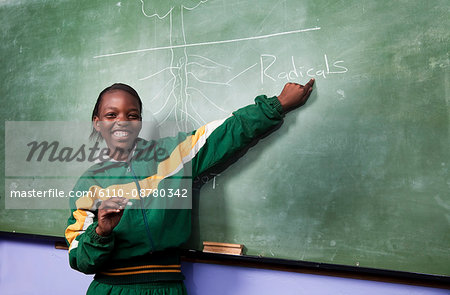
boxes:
[1,0,449,276]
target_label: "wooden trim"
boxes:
[55,241,69,250]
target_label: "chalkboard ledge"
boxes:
[180,249,450,289]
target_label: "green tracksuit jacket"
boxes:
[65,95,284,284]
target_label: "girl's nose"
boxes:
[115,114,130,124]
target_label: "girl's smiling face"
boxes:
[93,89,142,161]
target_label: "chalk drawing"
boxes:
[95,0,321,130]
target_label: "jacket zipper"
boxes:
[128,163,155,252]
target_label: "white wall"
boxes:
[0,236,447,295]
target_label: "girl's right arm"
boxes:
[65,209,114,274]
[65,180,126,274]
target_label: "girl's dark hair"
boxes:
[90,83,143,141]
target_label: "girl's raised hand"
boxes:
[277,78,315,112]
[95,197,129,236]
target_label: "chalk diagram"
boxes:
[94,0,321,131]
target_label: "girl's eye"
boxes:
[105,113,116,118]
[129,114,140,119]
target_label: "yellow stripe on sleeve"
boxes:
[65,209,88,246]
[74,120,226,211]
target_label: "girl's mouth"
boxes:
[112,130,130,138]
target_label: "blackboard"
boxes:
[1,0,449,276]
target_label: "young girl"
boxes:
[65,79,314,294]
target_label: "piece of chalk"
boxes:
[127,202,132,206]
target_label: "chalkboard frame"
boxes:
[1,0,449,280]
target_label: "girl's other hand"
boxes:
[96,197,129,236]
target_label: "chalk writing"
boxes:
[260,54,348,84]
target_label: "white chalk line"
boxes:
[93,27,321,59]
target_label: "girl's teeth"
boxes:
[114,131,129,137]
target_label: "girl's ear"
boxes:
[93,116,100,132]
